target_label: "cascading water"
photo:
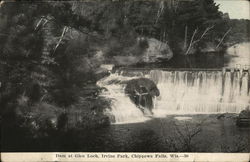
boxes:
[97,73,149,124]
[98,69,250,123]
[149,70,250,117]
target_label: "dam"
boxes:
[98,68,250,124]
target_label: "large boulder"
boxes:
[113,56,141,66]
[141,37,173,63]
[236,108,250,127]
[113,37,173,66]
[125,78,160,114]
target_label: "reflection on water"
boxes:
[134,53,225,69]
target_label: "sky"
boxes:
[215,0,250,19]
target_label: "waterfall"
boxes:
[97,73,149,124]
[149,70,250,117]
[98,69,250,123]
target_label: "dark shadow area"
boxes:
[133,52,225,69]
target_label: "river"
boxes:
[89,42,250,152]
[21,43,249,152]
[98,67,249,124]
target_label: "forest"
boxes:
[0,0,249,151]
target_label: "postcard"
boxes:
[0,0,249,161]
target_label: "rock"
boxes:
[125,78,160,113]
[239,109,250,118]
[141,37,173,63]
[112,37,173,65]
[217,114,225,119]
[100,64,114,71]
[236,108,250,127]
[94,67,110,81]
[114,56,141,66]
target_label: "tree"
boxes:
[0,3,44,108]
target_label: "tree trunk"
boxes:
[216,28,232,49]
[185,25,214,55]
[183,25,188,50]
[54,26,69,53]
[185,28,197,55]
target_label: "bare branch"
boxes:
[42,19,48,27]
[35,18,44,30]
[192,25,214,45]
[183,25,188,49]
[155,1,165,24]
[200,25,214,39]
[185,28,198,55]
[35,16,53,31]
[53,26,69,53]
[185,25,214,55]
[216,28,232,49]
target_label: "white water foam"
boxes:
[98,70,249,124]
[150,70,250,117]
[97,73,149,124]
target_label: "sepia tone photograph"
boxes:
[0,0,249,158]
